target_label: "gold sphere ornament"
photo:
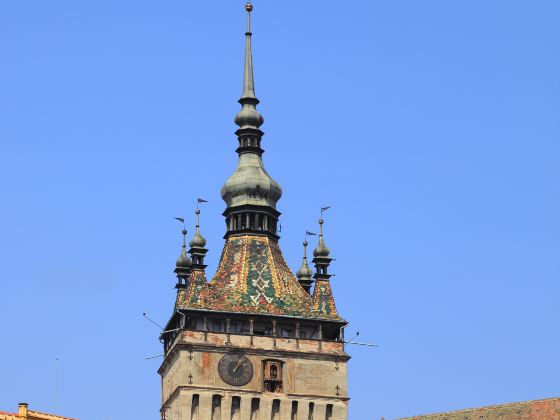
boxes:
[245,2,253,12]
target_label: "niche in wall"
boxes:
[263,359,283,393]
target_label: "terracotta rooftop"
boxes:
[176,235,343,322]
[0,405,76,420]
[400,397,560,420]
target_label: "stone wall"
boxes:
[163,390,347,420]
[160,330,349,419]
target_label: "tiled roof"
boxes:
[312,278,338,318]
[28,411,77,420]
[178,270,208,307]
[176,235,343,321]
[0,410,76,420]
[400,397,560,420]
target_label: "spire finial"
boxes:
[239,1,258,103]
[246,2,253,32]
[232,2,265,141]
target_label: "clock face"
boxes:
[218,353,254,386]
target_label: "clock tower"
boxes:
[158,3,349,419]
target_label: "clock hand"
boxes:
[233,358,243,373]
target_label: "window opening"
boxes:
[254,322,266,336]
[211,395,222,420]
[291,401,298,420]
[271,400,280,420]
[250,398,260,420]
[231,396,241,420]
[325,404,333,420]
[212,320,222,332]
[191,394,200,420]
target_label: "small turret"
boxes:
[188,208,208,270]
[174,227,192,288]
[311,214,339,317]
[296,240,314,293]
[313,218,332,277]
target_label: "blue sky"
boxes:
[0,1,559,419]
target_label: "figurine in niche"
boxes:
[270,364,278,379]
[263,360,283,393]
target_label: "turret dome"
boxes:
[221,155,282,209]
[234,104,264,128]
[296,241,312,276]
[176,251,192,268]
[175,229,191,269]
[189,210,207,248]
[313,220,330,257]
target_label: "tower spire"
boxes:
[234,1,264,138]
[221,2,282,240]
[241,2,257,102]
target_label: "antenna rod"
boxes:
[347,331,360,343]
[344,341,379,348]
[143,312,164,330]
[145,354,164,360]
[54,357,61,413]
[160,327,182,335]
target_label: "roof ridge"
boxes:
[28,409,77,419]
[400,396,560,419]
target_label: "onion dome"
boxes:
[176,251,191,268]
[221,158,282,209]
[234,104,264,128]
[189,209,207,248]
[176,229,192,268]
[313,219,331,257]
[297,241,313,278]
